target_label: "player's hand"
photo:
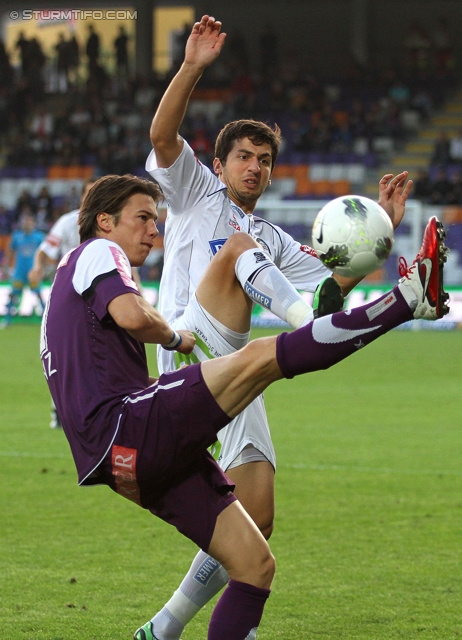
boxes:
[378,171,413,230]
[176,330,196,354]
[28,266,43,289]
[184,15,226,69]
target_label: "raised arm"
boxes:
[108,292,195,354]
[150,15,226,168]
[378,171,413,230]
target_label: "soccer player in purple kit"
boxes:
[40,174,448,639]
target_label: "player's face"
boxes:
[107,193,159,267]
[213,137,273,213]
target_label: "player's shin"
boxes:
[276,286,413,379]
[150,551,229,639]
[235,248,313,328]
[208,580,270,640]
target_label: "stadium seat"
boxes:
[47,166,68,179]
[331,180,351,196]
[295,177,313,196]
[312,180,333,197]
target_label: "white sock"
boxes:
[235,248,313,328]
[151,551,229,639]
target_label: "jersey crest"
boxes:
[209,238,228,255]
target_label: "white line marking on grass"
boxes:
[285,463,462,477]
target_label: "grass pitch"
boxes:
[1,325,462,639]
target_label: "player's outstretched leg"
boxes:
[277,215,449,379]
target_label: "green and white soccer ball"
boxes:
[312,195,394,278]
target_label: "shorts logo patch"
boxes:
[244,282,272,309]
[193,556,221,586]
[111,445,141,505]
[209,238,228,255]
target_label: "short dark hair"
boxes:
[215,119,282,171]
[79,174,163,242]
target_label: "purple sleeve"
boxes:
[86,271,141,321]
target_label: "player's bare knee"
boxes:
[258,548,276,586]
[222,231,259,262]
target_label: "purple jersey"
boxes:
[40,238,149,485]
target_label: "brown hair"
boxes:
[215,119,282,171]
[79,174,163,242]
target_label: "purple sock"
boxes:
[277,286,413,379]
[208,579,270,640]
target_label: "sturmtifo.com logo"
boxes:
[10,9,138,20]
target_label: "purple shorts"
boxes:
[98,364,236,551]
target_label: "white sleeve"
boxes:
[39,213,70,260]
[39,210,79,261]
[146,140,222,215]
[72,239,138,296]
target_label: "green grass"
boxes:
[1,325,462,639]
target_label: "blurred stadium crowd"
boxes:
[0,17,461,282]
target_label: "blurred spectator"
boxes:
[68,35,80,83]
[404,21,431,71]
[15,31,31,77]
[0,40,14,85]
[86,24,100,69]
[430,168,452,204]
[226,28,249,67]
[30,106,54,137]
[449,128,462,164]
[431,131,451,166]
[172,23,191,68]
[190,128,213,165]
[55,33,71,87]
[259,24,279,72]
[413,169,433,202]
[114,26,129,76]
[34,186,53,232]
[16,190,35,222]
[448,172,462,205]
[431,16,454,72]
[28,38,47,85]
[388,78,411,106]
[411,87,433,120]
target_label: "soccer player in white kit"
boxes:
[141,15,413,640]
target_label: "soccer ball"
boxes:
[311,195,394,278]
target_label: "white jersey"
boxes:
[39,209,80,261]
[146,140,328,327]
[146,140,330,470]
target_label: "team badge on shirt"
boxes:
[209,238,228,255]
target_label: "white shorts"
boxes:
[157,295,276,471]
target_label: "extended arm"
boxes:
[149,15,226,168]
[108,292,195,353]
